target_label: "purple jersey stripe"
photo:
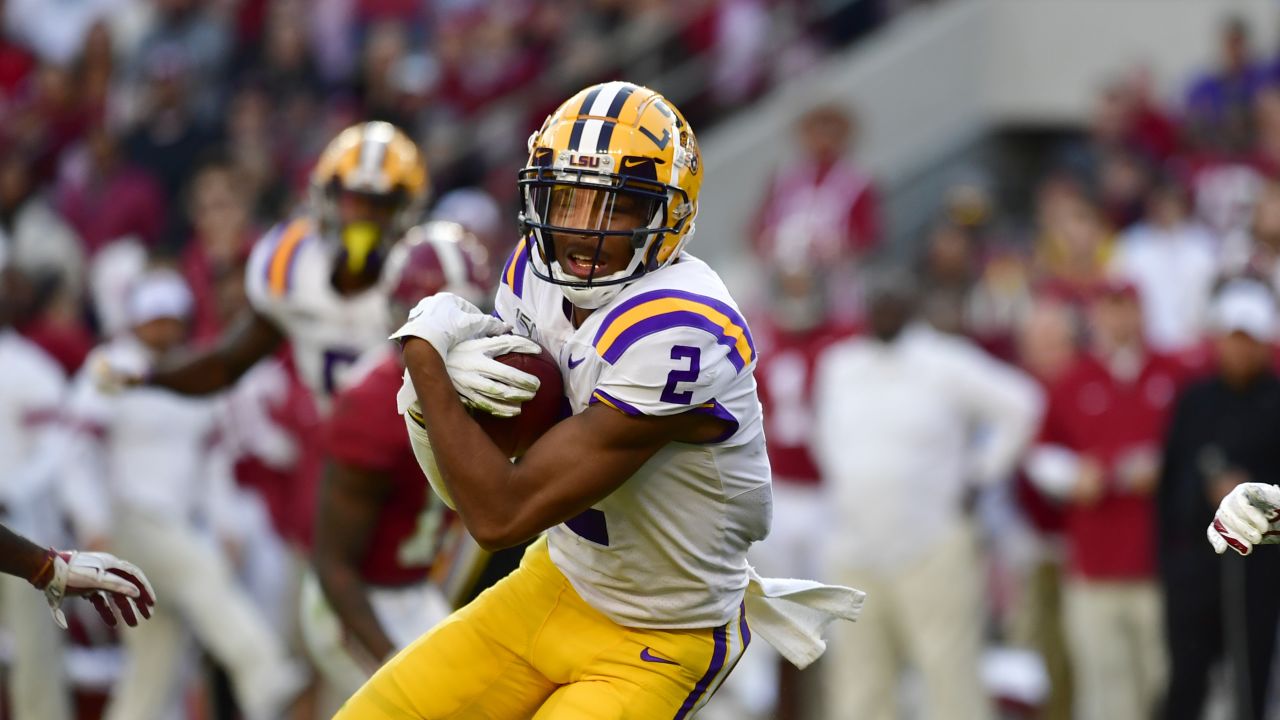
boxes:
[674,624,728,720]
[602,311,747,371]
[594,290,754,351]
[512,240,529,298]
[739,601,751,649]
[590,389,644,416]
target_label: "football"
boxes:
[470,343,566,457]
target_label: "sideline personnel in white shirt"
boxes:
[62,269,305,720]
[812,270,1043,720]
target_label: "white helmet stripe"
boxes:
[426,232,468,290]
[574,82,626,153]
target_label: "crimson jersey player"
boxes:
[305,221,492,702]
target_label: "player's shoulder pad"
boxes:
[591,287,756,374]
[245,217,316,305]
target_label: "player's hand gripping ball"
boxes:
[471,344,565,457]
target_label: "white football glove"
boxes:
[1208,482,1280,556]
[36,549,157,629]
[88,352,149,395]
[390,293,509,358]
[446,335,542,418]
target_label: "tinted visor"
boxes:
[529,183,663,238]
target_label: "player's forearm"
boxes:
[403,339,524,548]
[147,350,245,395]
[313,560,397,662]
[0,523,52,585]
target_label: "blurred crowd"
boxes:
[715,13,1280,720]
[5,0,1280,719]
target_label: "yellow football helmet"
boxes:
[517,81,702,309]
[309,121,429,276]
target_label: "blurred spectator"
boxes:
[130,0,231,124]
[0,144,92,373]
[123,42,221,239]
[224,83,296,223]
[60,269,306,720]
[0,144,84,302]
[180,155,257,344]
[1110,178,1217,353]
[722,263,854,720]
[1009,298,1081,720]
[0,0,36,107]
[812,269,1041,720]
[919,220,980,337]
[1157,280,1280,720]
[1057,73,1177,206]
[3,0,117,65]
[1032,178,1115,305]
[74,21,115,126]
[56,124,166,254]
[1227,179,1280,293]
[754,104,881,264]
[0,265,73,720]
[1185,16,1268,154]
[238,0,323,102]
[1024,282,1183,720]
[705,0,770,111]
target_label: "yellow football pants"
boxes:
[336,536,750,719]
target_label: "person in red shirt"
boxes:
[753,104,881,264]
[306,221,492,707]
[1025,280,1185,720]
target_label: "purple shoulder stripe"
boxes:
[593,289,755,370]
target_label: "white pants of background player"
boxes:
[103,508,306,720]
[0,495,71,720]
[300,570,451,701]
[703,481,830,720]
[824,520,993,720]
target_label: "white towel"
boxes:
[744,565,865,670]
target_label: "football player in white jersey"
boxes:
[98,121,429,407]
[340,81,862,720]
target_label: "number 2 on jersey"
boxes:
[661,345,701,405]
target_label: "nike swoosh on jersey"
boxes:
[640,648,679,666]
[567,355,585,369]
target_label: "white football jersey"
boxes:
[245,218,391,411]
[495,239,772,629]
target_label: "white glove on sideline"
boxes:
[35,549,157,629]
[446,335,542,417]
[1208,482,1280,556]
[390,293,509,357]
[87,350,149,394]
